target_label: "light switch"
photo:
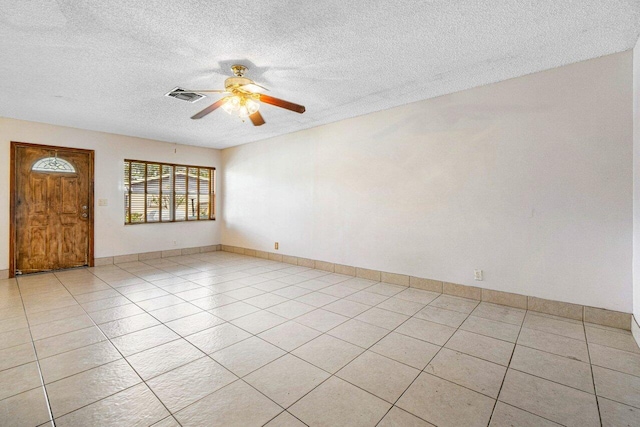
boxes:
[98,199,108,206]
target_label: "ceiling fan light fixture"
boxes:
[222,96,241,114]
[245,98,260,114]
[237,98,260,118]
[222,95,260,118]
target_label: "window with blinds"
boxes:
[124,160,215,224]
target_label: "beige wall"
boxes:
[0,118,221,272]
[222,51,634,312]
[634,38,640,321]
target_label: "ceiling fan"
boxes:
[172,65,305,126]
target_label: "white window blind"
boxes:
[124,160,215,224]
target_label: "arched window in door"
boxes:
[32,155,76,173]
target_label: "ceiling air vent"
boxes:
[165,87,206,103]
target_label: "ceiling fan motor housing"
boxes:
[225,76,253,90]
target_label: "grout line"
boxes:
[14,277,57,426]
[486,304,525,426]
[498,366,596,397]
[260,410,309,427]
[501,340,588,364]
[519,320,588,342]
[44,376,144,420]
[584,320,603,426]
[491,401,568,427]
[588,389,640,412]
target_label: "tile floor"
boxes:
[1,251,640,426]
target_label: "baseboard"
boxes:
[220,244,632,331]
[0,270,9,280]
[95,244,222,266]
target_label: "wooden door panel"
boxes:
[13,144,93,275]
[61,226,77,257]
[29,175,48,214]
[28,226,47,257]
[61,177,78,214]
[17,225,49,272]
[60,225,86,266]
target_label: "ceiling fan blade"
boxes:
[240,83,269,92]
[178,89,228,94]
[191,97,229,120]
[249,111,265,126]
[259,94,305,114]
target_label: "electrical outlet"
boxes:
[474,269,483,281]
[98,198,108,206]
[274,242,279,250]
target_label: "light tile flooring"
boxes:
[1,252,640,426]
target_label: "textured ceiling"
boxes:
[1,1,639,149]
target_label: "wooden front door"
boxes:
[11,142,94,275]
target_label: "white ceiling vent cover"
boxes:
[165,87,206,103]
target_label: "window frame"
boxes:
[124,159,216,225]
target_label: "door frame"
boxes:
[9,141,95,278]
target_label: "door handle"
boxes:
[81,213,88,218]
[82,205,88,210]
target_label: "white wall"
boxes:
[0,118,221,270]
[222,51,634,312]
[634,39,640,320]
